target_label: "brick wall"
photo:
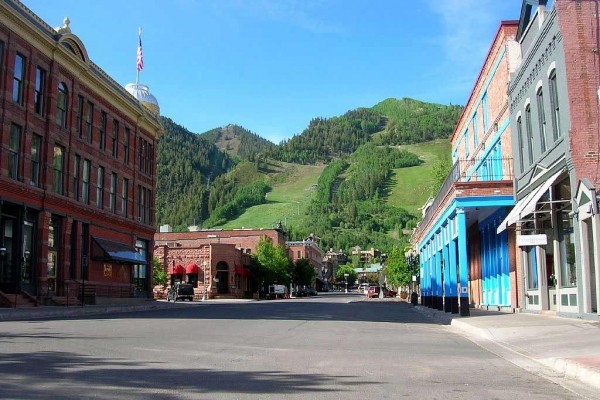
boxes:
[557,0,600,187]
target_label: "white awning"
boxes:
[497,169,565,234]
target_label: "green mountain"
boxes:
[268,108,385,164]
[155,97,461,253]
[156,117,234,230]
[372,97,462,144]
[201,124,275,162]
[267,98,461,165]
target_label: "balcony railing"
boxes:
[415,156,513,238]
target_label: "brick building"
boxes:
[287,237,325,289]
[500,0,600,317]
[0,1,161,306]
[154,227,286,299]
[412,21,520,315]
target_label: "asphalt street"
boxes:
[0,293,592,399]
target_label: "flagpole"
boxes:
[136,27,141,85]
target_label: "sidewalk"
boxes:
[413,305,600,393]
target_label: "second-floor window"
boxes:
[517,116,525,172]
[76,95,84,137]
[73,155,81,200]
[482,91,489,132]
[34,67,46,115]
[82,159,91,204]
[525,104,534,165]
[537,88,547,153]
[97,166,104,208]
[30,134,42,187]
[124,127,130,165]
[56,83,68,128]
[549,70,561,141]
[121,178,129,216]
[112,120,119,158]
[473,112,478,147]
[99,111,107,150]
[86,101,94,143]
[52,145,65,195]
[109,172,117,212]
[12,53,25,104]
[8,124,21,180]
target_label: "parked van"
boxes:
[267,284,287,299]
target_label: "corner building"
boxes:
[0,1,161,306]
[412,21,521,315]
[502,0,600,317]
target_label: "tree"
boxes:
[293,258,316,287]
[253,237,292,285]
[152,257,168,288]
[385,245,412,290]
[431,156,452,195]
[335,264,358,286]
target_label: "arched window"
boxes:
[548,69,561,140]
[56,82,68,128]
[524,104,534,165]
[536,87,547,153]
[517,116,525,172]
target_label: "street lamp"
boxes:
[201,261,208,302]
[344,273,349,293]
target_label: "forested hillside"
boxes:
[201,124,275,161]
[266,98,461,165]
[284,144,421,251]
[372,98,462,144]
[156,117,234,229]
[268,108,385,164]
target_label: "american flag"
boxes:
[136,33,144,72]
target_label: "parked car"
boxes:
[367,286,380,298]
[294,287,308,297]
[307,288,318,296]
[367,286,397,298]
[167,283,194,302]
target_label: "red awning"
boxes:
[235,264,250,277]
[169,264,184,275]
[186,263,199,274]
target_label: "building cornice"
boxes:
[0,0,161,136]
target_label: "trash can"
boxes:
[410,292,418,305]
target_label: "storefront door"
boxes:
[0,216,17,293]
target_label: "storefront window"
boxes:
[134,239,148,294]
[558,210,576,287]
[526,246,538,289]
[47,217,61,295]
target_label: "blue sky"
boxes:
[25,0,522,143]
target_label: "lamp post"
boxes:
[201,261,208,302]
[344,273,349,293]
[405,249,419,303]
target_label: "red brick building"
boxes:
[154,228,286,299]
[287,237,325,289]
[0,1,161,306]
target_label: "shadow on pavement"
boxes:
[0,351,380,399]
[4,300,459,325]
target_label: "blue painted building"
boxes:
[411,21,521,315]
